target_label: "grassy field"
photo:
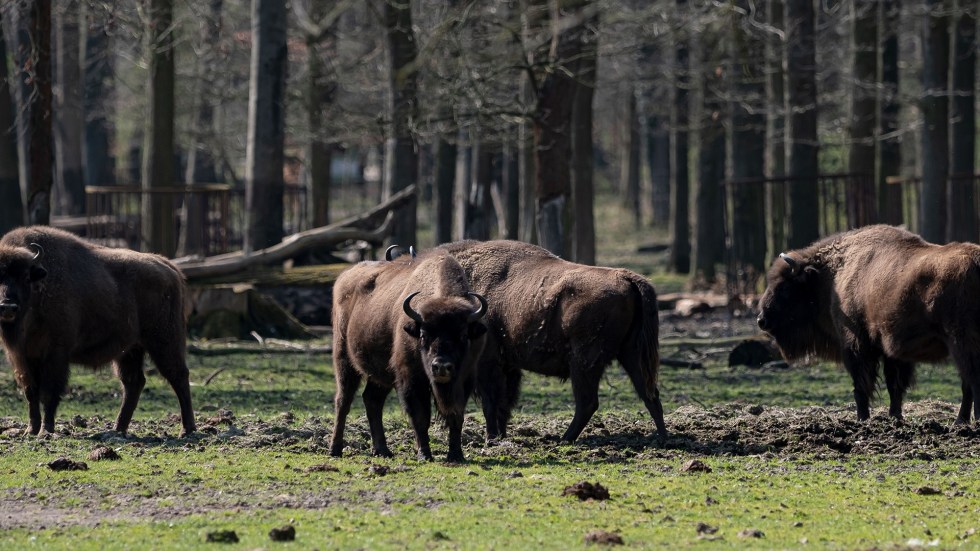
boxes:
[0,342,978,550]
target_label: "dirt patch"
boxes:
[562,481,610,501]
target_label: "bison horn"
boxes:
[385,245,399,261]
[28,243,43,261]
[466,292,488,322]
[402,291,424,323]
[779,252,799,274]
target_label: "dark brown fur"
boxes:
[438,240,666,443]
[0,226,195,435]
[758,224,980,423]
[329,251,487,462]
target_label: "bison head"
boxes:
[0,243,47,325]
[757,252,825,360]
[402,291,488,384]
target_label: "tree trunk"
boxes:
[670,0,691,273]
[570,9,597,265]
[847,0,878,228]
[464,138,492,240]
[81,2,113,186]
[305,0,336,229]
[620,85,641,228]
[382,0,419,249]
[766,0,786,256]
[179,0,223,257]
[693,41,726,284]
[434,136,456,244]
[785,0,820,248]
[0,10,24,234]
[948,0,977,242]
[646,111,670,228]
[10,5,31,203]
[27,0,53,226]
[54,0,84,216]
[244,0,287,253]
[502,138,520,240]
[878,0,903,225]
[919,0,950,244]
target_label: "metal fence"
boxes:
[85,184,308,255]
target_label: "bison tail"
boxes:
[619,271,660,396]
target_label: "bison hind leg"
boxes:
[362,381,394,458]
[113,346,147,435]
[145,343,196,436]
[561,368,602,442]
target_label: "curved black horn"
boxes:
[385,245,400,261]
[466,292,488,322]
[778,252,799,274]
[28,243,43,261]
[402,291,424,323]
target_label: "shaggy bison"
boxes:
[438,240,666,443]
[757,224,980,423]
[329,251,488,462]
[0,226,195,436]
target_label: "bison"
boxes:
[329,251,488,462]
[0,226,195,436]
[757,224,980,423]
[437,240,666,443]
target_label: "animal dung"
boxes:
[46,457,88,471]
[205,530,239,543]
[680,459,712,473]
[88,446,121,461]
[269,525,296,542]
[562,481,610,501]
[583,530,623,545]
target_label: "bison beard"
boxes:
[437,240,667,443]
[0,226,195,436]
[758,224,980,424]
[329,252,487,462]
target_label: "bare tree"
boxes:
[0,9,24,233]
[692,28,725,284]
[785,0,819,248]
[948,0,977,242]
[27,0,53,225]
[847,0,878,228]
[877,0,903,225]
[571,4,598,264]
[669,0,691,273]
[81,2,113,187]
[245,0,288,252]
[54,0,84,216]
[766,0,785,255]
[919,0,950,243]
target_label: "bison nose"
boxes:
[431,358,454,383]
[757,314,770,331]
[0,302,19,322]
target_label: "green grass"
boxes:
[0,347,976,549]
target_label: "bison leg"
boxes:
[24,386,41,435]
[39,360,69,434]
[882,358,915,420]
[562,369,601,442]
[621,359,668,440]
[329,356,361,457]
[400,380,433,461]
[113,347,147,435]
[445,412,465,463]
[362,381,393,458]
[843,351,877,421]
[476,360,511,443]
[147,345,196,437]
[956,382,973,425]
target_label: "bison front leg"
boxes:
[445,412,465,463]
[329,355,362,457]
[24,386,41,435]
[400,382,434,461]
[956,382,973,425]
[883,358,915,420]
[113,347,147,435]
[843,351,877,421]
[362,381,394,458]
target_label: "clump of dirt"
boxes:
[304,463,339,473]
[46,457,88,471]
[205,530,239,543]
[88,446,121,461]
[738,529,765,538]
[680,459,711,473]
[269,525,296,541]
[696,522,718,535]
[562,481,610,501]
[584,530,623,545]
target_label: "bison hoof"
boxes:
[372,448,394,458]
[418,452,434,462]
[446,453,465,464]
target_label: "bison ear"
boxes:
[29,266,47,282]
[468,322,487,339]
[403,321,421,338]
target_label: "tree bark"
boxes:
[81,2,113,186]
[847,0,878,228]
[54,0,84,216]
[919,0,950,244]
[949,0,977,242]
[730,0,767,285]
[670,0,691,273]
[0,10,24,234]
[502,138,520,240]
[27,0,53,226]
[245,0,288,253]
[785,0,820,248]
[434,136,456,243]
[382,0,419,249]
[692,39,726,284]
[620,85,641,228]
[646,110,670,228]
[179,0,223,257]
[305,0,336,229]
[878,0,903,225]
[766,0,786,256]
[570,8,597,265]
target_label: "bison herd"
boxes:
[0,224,978,462]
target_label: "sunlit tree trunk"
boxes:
[847,0,878,228]
[919,0,950,244]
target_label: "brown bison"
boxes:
[757,224,980,423]
[329,251,488,462]
[0,226,195,436]
[438,240,666,443]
